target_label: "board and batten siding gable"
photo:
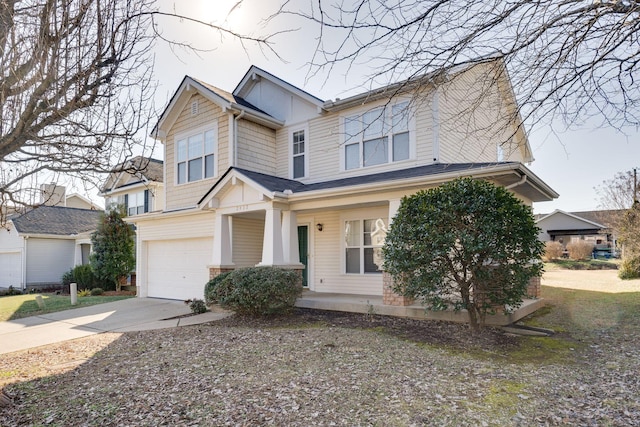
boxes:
[164,93,229,211]
[242,77,319,124]
[26,238,75,285]
[437,63,526,164]
[236,119,277,175]
[231,216,264,268]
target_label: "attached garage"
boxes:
[146,238,213,300]
[0,251,22,288]
[26,238,75,286]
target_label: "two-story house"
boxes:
[100,156,164,216]
[130,57,558,302]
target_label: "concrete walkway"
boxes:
[0,298,232,355]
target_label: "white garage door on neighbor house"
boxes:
[0,251,22,288]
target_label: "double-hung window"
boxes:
[344,217,388,274]
[292,129,306,179]
[176,126,216,184]
[344,101,411,170]
[127,191,145,216]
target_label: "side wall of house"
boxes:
[231,216,265,268]
[298,205,389,296]
[274,90,436,184]
[438,63,526,164]
[0,224,24,288]
[164,93,229,210]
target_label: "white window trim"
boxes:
[128,191,145,216]
[340,208,389,275]
[289,124,309,180]
[174,123,218,185]
[339,99,416,172]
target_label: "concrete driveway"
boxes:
[0,298,231,355]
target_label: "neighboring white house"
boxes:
[0,205,102,290]
[100,156,164,216]
[129,58,558,302]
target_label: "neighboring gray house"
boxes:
[0,206,102,290]
[535,209,621,255]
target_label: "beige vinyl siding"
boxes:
[231,216,264,268]
[164,93,229,211]
[307,208,385,296]
[414,92,435,164]
[283,95,436,184]
[136,212,215,241]
[438,63,525,164]
[275,127,289,178]
[236,120,276,175]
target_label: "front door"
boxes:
[297,225,309,287]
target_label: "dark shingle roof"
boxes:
[233,162,516,194]
[12,206,103,236]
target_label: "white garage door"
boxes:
[0,252,22,288]
[146,238,212,300]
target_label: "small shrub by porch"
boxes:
[205,266,302,316]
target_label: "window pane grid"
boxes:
[176,128,215,184]
[345,218,387,274]
[344,102,410,170]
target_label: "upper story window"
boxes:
[127,191,145,216]
[291,128,307,179]
[344,217,388,274]
[343,101,411,170]
[176,126,217,184]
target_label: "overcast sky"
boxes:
[146,0,640,215]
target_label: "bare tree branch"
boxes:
[276,0,640,134]
[0,0,279,225]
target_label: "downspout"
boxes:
[22,235,28,291]
[505,174,527,190]
[233,110,246,167]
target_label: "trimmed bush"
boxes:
[186,298,208,314]
[566,241,595,260]
[204,271,232,305]
[543,241,564,261]
[73,264,97,290]
[207,267,302,316]
[90,287,104,296]
[619,257,640,280]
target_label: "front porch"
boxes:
[295,290,545,326]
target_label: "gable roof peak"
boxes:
[233,65,325,106]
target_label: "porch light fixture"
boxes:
[316,223,323,232]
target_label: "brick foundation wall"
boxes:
[382,271,414,306]
[526,276,541,298]
[209,267,235,280]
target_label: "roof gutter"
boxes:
[228,103,284,129]
[505,174,527,190]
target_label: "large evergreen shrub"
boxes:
[383,178,544,332]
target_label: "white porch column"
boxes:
[212,213,233,266]
[282,210,300,265]
[389,199,402,224]
[259,207,284,265]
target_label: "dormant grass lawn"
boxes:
[1,269,639,425]
[0,293,133,322]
